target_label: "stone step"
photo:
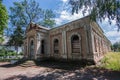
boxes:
[20,60,36,67]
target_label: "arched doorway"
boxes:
[71,35,80,53]
[30,40,34,59]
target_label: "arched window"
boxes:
[71,35,80,53]
[41,40,45,54]
[54,39,59,54]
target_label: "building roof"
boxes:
[27,16,104,34]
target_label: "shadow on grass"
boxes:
[0,58,27,68]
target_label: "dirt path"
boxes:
[0,62,120,80]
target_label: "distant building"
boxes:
[24,16,111,63]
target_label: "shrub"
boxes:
[19,52,23,55]
[101,52,120,71]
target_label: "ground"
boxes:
[0,61,120,80]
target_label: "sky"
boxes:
[3,0,120,44]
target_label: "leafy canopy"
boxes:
[9,0,55,29]
[8,0,56,48]
[8,26,24,47]
[0,1,8,42]
[69,0,120,30]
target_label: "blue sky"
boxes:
[3,0,120,44]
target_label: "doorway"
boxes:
[30,40,34,59]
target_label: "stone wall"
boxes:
[24,16,111,63]
[90,21,111,63]
[49,16,92,61]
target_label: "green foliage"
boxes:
[112,41,120,52]
[9,0,55,29]
[0,47,17,57]
[0,47,6,57]
[8,26,23,54]
[0,1,8,42]
[9,0,56,49]
[69,0,120,30]
[0,47,22,62]
[8,26,24,47]
[101,52,120,71]
[40,9,56,28]
[19,52,23,55]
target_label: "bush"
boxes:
[0,58,20,62]
[19,52,23,55]
[0,48,17,58]
[101,52,120,71]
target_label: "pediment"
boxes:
[26,22,50,33]
[26,22,39,32]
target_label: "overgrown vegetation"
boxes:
[111,41,120,52]
[7,0,56,51]
[0,0,8,42]
[101,52,120,71]
[0,47,23,61]
[69,0,120,30]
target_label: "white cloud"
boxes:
[55,1,89,26]
[55,9,89,26]
[110,37,120,44]
[105,30,120,44]
[55,1,119,44]
[61,0,68,3]
[106,31,120,37]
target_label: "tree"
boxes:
[8,26,24,53]
[9,0,55,30]
[69,0,120,30]
[0,0,8,42]
[112,42,120,52]
[9,0,55,51]
[40,9,56,28]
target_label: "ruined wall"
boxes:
[90,22,111,62]
[24,16,111,63]
[49,17,91,60]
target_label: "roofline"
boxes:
[27,22,50,30]
[50,15,90,30]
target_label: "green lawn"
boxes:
[101,52,120,71]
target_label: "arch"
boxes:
[71,35,81,53]
[53,39,59,54]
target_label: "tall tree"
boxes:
[9,0,55,50]
[41,9,56,28]
[69,0,120,30]
[8,26,24,53]
[0,0,8,42]
[112,42,120,51]
[9,0,55,30]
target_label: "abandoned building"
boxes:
[23,16,111,63]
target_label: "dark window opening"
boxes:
[54,39,59,54]
[94,36,97,52]
[41,40,45,54]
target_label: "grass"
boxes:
[101,52,120,71]
[0,58,20,62]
